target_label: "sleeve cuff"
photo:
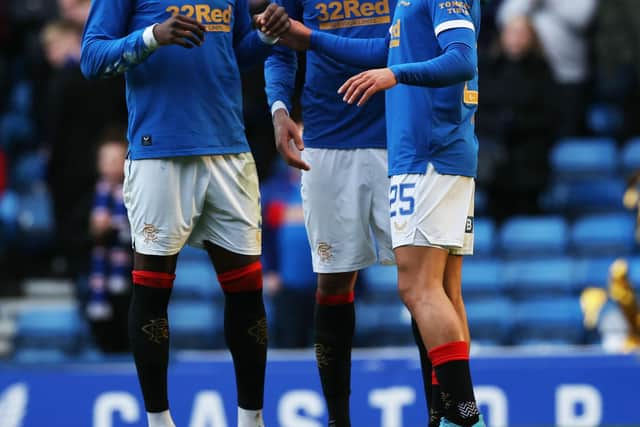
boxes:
[271,101,289,116]
[258,30,280,45]
[142,24,160,50]
[389,65,403,83]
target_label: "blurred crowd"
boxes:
[1,0,640,350]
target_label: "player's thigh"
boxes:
[368,149,394,265]
[189,152,261,256]
[300,148,376,273]
[123,157,207,256]
[395,245,449,300]
[389,164,475,255]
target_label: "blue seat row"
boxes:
[551,137,640,179]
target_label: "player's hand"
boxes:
[277,19,311,51]
[153,15,206,48]
[254,3,290,38]
[273,109,310,171]
[338,68,397,106]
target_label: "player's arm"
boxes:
[264,0,309,170]
[80,0,205,79]
[233,1,290,71]
[280,20,389,68]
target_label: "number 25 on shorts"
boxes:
[390,183,415,217]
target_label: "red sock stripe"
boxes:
[316,291,355,305]
[217,261,263,293]
[428,341,469,367]
[431,369,439,385]
[132,270,176,288]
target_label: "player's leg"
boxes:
[129,253,178,427]
[192,153,266,427]
[301,148,379,427]
[396,246,479,427]
[123,157,205,427]
[315,271,358,427]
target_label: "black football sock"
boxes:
[429,341,480,427]
[430,371,444,427]
[315,291,355,427]
[129,270,175,413]
[411,318,433,411]
[218,262,268,410]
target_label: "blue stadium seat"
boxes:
[541,178,625,214]
[550,138,618,180]
[12,349,69,364]
[499,216,568,257]
[513,298,585,345]
[361,264,397,301]
[504,258,576,298]
[355,302,412,347]
[571,213,636,256]
[475,187,488,216]
[16,188,55,251]
[15,306,85,352]
[573,257,618,290]
[623,257,640,290]
[465,298,513,345]
[11,152,47,190]
[587,103,624,136]
[621,137,640,175]
[0,190,19,243]
[461,258,504,299]
[474,217,496,256]
[173,259,220,300]
[0,113,36,150]
[168,302,223,349]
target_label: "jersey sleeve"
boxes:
[264,0,302,111]
[233,0,273,71]
[80,0,157,79]
[310,31,389,68]
[429,0,476,38]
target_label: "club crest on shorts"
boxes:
[394,220,408,232]
[465,216,474,233]
[142,223,159,243]
[317,242,333,263]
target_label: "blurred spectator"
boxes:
[86,127,130,353]
[42,20,127,276]
[478,16,557,220]
[594,0,640,136]
[498,0,597,137]
[57,0,90,27]
[262,156,316,348]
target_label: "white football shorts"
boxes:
[389,163,475,255]
[123,153,261,257]
[300,147,394,273]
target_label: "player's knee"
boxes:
[316,272,357,296]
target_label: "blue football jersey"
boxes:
[81,0,271,160]
[386,0,479,177]
[265,0,397,149]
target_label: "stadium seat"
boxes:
[16,188,55,250]
[278,223,315,287]
[361,264,397,301]
[587,103,624,136]
[0,190,19,242]
[474,217,496,256]
[168,302,223,349]
[621,137,640,175]
[11,152,47,190]
[541,178,625,214]
[465,298,513,345]
[15,306,85,352]
[475,187,488,216]
[503,258,576,298]
[573,256,618,290]
[179,245,210,262]
[550,138,618,180]
[571,213,636,256]
[461,258,504,299]
[499,216,568,257]
[513,298,585,345]
[624,257,640,290]
[173,259,221,300]
[12,349,69,364]
[355,302,412,347]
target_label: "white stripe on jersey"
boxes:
[434,19,476,37]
